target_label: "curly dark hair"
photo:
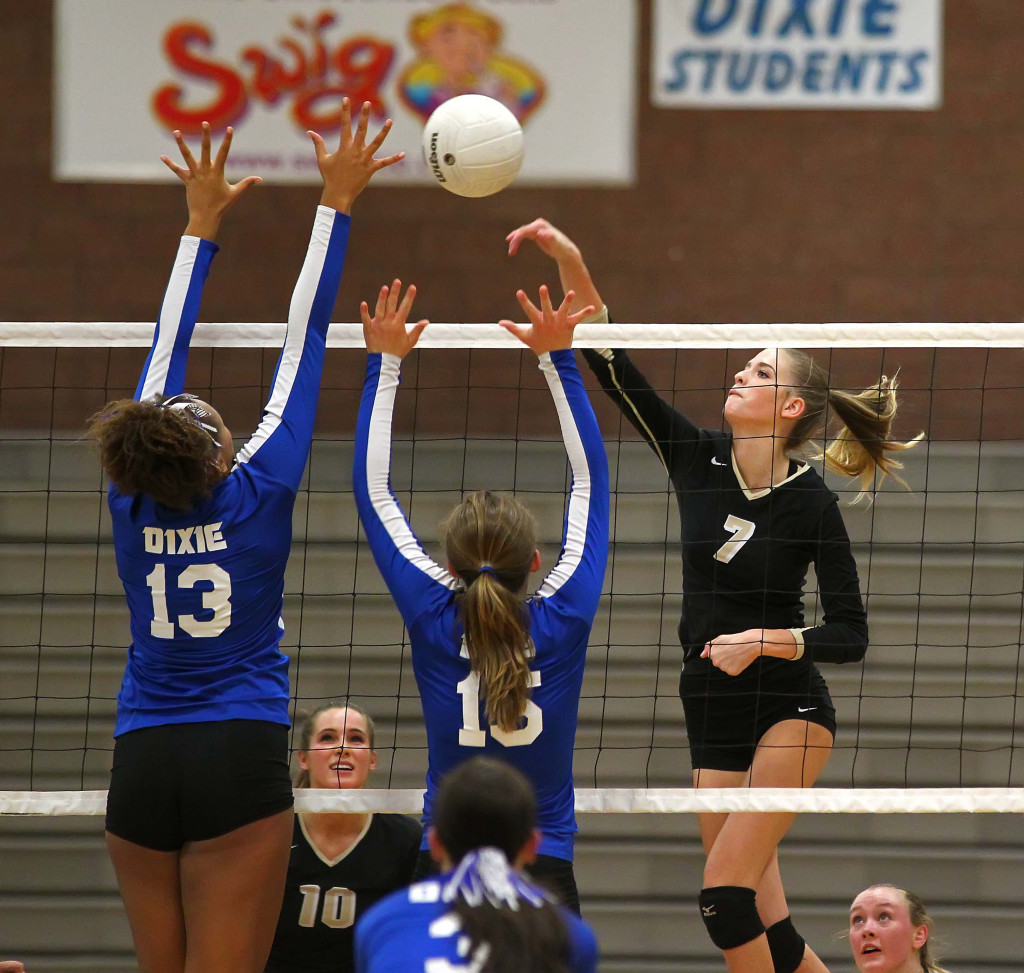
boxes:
[88,398,224,510]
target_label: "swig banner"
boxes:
[54,0,636,184]
[652,0,942,109]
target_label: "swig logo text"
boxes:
[152,11,396,135]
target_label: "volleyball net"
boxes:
[1,321,1022,816]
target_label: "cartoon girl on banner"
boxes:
[398,2,545,123]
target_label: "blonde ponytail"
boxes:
[783,351,923,498]
[443,492,537,733]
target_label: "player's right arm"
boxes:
[136,124,260,402]
[507,217,702,478]
[353,281,449,627]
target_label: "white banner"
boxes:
[54,0,636,184]
[652,0,942,109]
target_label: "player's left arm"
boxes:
[232,204,349,487]
[797,499,869,663]
[500,287,609,622]
[235,100,403,488]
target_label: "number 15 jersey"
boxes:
[353,350,609,861]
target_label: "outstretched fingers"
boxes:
[500,285,591,355]
[213,126,236,172]
[361,280,428,358]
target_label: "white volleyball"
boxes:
[421,94,524,198]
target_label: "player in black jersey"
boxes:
[265,703,421,973]
[507,219,921,973]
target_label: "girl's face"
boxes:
[849,887,928,973]
[298,707,377,790]
[723,347,801,433]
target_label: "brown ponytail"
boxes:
[88,398,223,511]
[782,350,922,496]
[443,491,537,733]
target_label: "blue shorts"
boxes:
[106,719,293,850]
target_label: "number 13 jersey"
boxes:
[109,207,350,736]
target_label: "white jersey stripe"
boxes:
[535,353,593,600]
[236,206,335,468]
[138,235,202,402]
[365,354,456,588]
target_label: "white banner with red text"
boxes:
[54,0,637,185]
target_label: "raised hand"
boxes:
[506,217,581,263]
[361,279,429,359]
[160,122,261,240]
[506,219,603,318]
[309,99,405,214]
[499,285,595,356]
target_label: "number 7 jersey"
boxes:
[353,349,609,861]
[109,207,350,735]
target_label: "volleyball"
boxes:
[421,94,524,198]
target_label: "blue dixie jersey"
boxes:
[353,350,609,861]
[354,875,599,973]
[110,207,351,735]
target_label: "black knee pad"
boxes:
[766,916,806,973]
[698,885,764,950]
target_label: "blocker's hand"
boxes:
[361,279,428,359]
[310,98,405,214]
[499,285,594,356]
[161,122,261,240]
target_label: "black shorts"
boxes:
[106,719,293,851]
[413,849,581,915]
[679,662,837,772]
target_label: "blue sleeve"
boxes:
[533,349,609,625]
[234,206,351,491]
[567,911,600,973]
[135,236,219,401]
[353,352,456,630]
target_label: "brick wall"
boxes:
[1,1,1021,440]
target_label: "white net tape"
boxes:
[4,787,1024,816]
[0,321,1021,349]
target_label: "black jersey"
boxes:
[581,346,867,679]
[265,812,422,973]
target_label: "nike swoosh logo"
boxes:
[797,706,816,713]
[711,457,727,466]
